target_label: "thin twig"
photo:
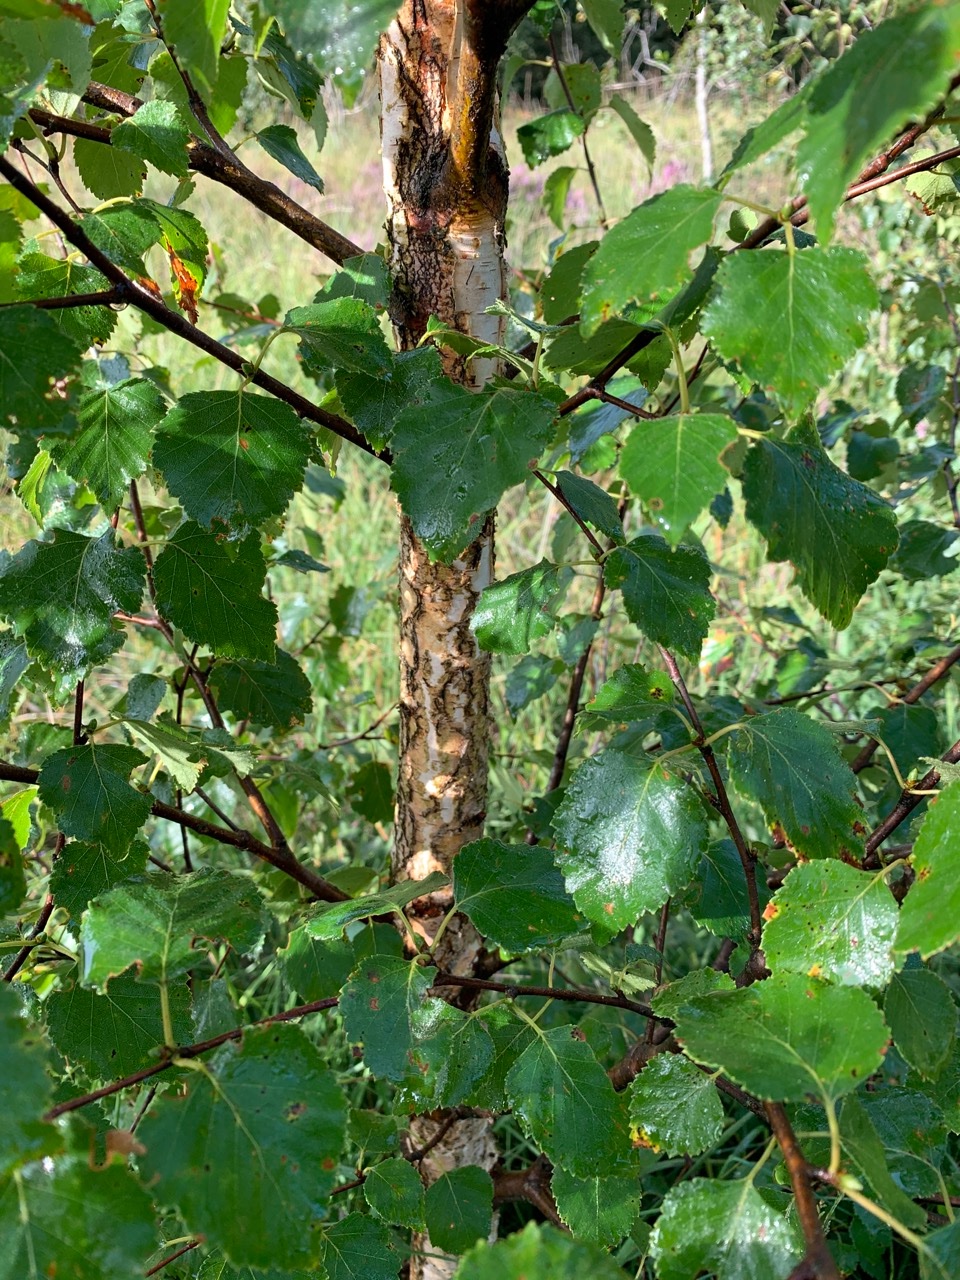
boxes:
[430,970,668,1023]
[766,1102,841,1280]
[851,641,960,773]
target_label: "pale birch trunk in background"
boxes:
[379,4,536,1276]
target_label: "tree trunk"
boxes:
[379,4,535,1275]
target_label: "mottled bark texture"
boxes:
[380,5,536,1276]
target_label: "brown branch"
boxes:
[658,647,764,946]
[864,736,960,866]
[851,641,960,773]
[0,155,381,460]
[30,102,364,267]
[0,760,347,903]
[492,1154,563,1227]
[145,1242,200,1276]
[0,288,121,310]
[547,32,607,228]
[766,1103,840,1280]
[43,996,339,1121]
[430,970,668,1023]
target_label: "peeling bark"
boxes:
[379,4,536,1274]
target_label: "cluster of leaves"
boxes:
[2,1,960,1278]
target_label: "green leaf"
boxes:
[363,1157,425,1229]
[543,165,577,231]
[505,1025,628,1175]
[603,534,715,661]
[283,297,392,376]
[553,751,707,932]
[49,838,149,920]
[340,954,434,1080]
[0,529,145,697]
[15,252,115,347]
[321,1213,398,1280]
[391,383,557,561]
[55,378,165,512]
[620,412,737,545]
[139,1025,347,1271]
[674,973,889,1103]
[347,761,394,825]
[207,650,313,730]
[153,391,312,533]
[0,815,24,913]
[79,203,164,277]
[455,1221,628,1280]
[839,1093,927,1231]
[424,1166,493,1254]
[862,1089,947,1198]
[702,248,878,417]
[896,784,960,959]
[472,560,572,655]
[337,344,441,453]
[607,94,655,170]
[884,968,956,1080]
[796,7,960,243]
[80,867,264,987]
[322,253,390,308]
[0,305,81,430]
[629,1053,724,1156]
[763,861,898,986]
[404,997,496,1109]
[257,124,324,192]
[517,109,585,167]
[305,872,449,941]
[453,839,586,952]
[921,1218,960,1280]
[651,968,735,1022]
[582,662,674,726]
[726,708,864,859]
[278,926,355,1003]
[153,523,278,660]
[46,969,191,1077]
[38,743,151,858]
[550,1167,638,1247]
[161,0,230,92]
[742,421,897,628]
[74,136,145,199]
[0,985,53,1175]
[680,839,767,940]
[891,520,959,581]
[651,1178,803,1280]
[580,186,722,335]
[554,470,624,542]
[0,1158,157,1280]
[112,99,190,177]
[121,717,214,791]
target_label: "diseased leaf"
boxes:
[340,954,434,1080]
[628,1054,724,1156]
[0,530,144,699]
[741,420,897,628]
[0,305,81,430]
[674,974,889,1103]
[896,784,960,958]
[726,709,864,859]
[153,523,278,661]
[153,391,312,533]
[139,1026,347,1272]
[505,1025,629,1174]
[52,840,151,921]
[453,839,585,952]
[472,561,572,655]
[55,378,166,512]
[763,861,897,986]
[582,662,674,726]
[603,534,715,661]
[553,751,708,933]
[619,413,737,545]
[580,186,722,335]
[46,969,192,1077]
[80,867,264,987]
[363,1157,425,1229]
[702,249,878,417]
[38,743,151,858]
[651,1178,803,1280]
[680,839,768,940]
